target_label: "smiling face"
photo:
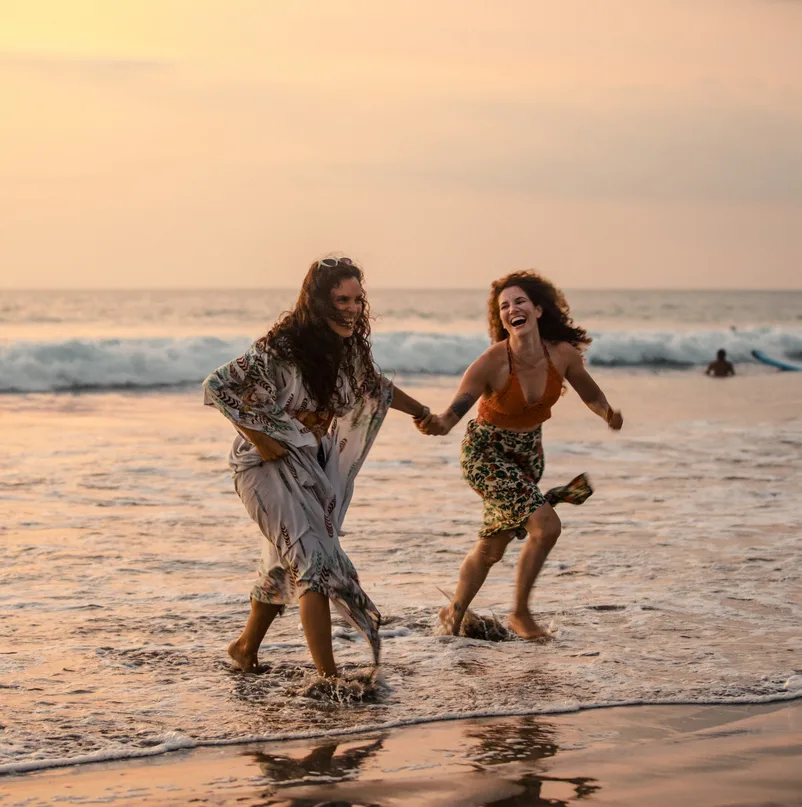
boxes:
[327,276,364,338]
[498,285,542,338]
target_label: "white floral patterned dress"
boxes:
[203,340,393,663]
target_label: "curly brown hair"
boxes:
[488,271,591,349]
[259,258,379,409]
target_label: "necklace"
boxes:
[510,344,546,370]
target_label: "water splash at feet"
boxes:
[292,667,387,704]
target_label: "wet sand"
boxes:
[2,701,800,806]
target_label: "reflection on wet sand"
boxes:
[2,704,795,806]
[466,715,560,765]
[246,736,384,784]
[464,718,600,806]
[481,772,600,807]
[236,716,600,806]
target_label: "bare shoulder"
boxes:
[467,341,508,388]
[488,340,513,368]
[481,340,508,364]
[546,340,580,357]
[464,341,501,373]
[545,341,584,375]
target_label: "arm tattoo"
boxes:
[448,393,477,422]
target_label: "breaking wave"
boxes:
[1,328,801,392]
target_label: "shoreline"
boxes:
[3,691,801,777]
[2,702,800,806]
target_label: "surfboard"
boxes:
[751,349,802,372]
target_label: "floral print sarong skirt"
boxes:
[460,419,593,540]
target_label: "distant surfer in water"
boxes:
[417,272,623,639]
[203,256,431,677]
[706,349,735,377]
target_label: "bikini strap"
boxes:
[506,339,514,374]
[543,343,563,384]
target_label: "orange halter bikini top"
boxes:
[477,341,563,430]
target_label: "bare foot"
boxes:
[508,612,551,640]
[438,606,462,636]
[227,638,258,672]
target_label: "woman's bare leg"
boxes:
[228,598,282,671]
[509,504,562,639]
[299,591,338,678]
[439,531,515,635]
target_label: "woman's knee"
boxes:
[529,507,562,548]
[475,533,512,566]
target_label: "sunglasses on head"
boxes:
[317,257,354,269]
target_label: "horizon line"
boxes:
[3,286,802,294]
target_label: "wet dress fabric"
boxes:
[462,342,593,540]
[203,340,393,663]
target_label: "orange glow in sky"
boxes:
[1,0,801,289]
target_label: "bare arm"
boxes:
[238,425,289,461]
[424,355,492,435]
[389,384,430,419]
[563,347,623,430]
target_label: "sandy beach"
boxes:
[1,702,799,806]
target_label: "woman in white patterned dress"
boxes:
[203,257,430,678]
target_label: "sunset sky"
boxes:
[2,0,801,289]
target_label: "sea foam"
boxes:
[1,327,801,392]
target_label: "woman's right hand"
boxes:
[240,426,289,461]
[256,434,289,461]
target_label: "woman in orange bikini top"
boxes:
[476,340,563,430]
[415,270,623,641]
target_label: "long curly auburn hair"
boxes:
[488,271,591,349]
[260,258,378,409]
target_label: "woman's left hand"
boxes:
[606,409,624,430]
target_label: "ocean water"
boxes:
[1,289,801,776]
[2,289,802,391]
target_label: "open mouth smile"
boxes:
[509,315,527,328]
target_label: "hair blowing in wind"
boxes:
[488,271,591,350]
[260,260,378,408]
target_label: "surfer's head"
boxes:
[717,349,727,360]
[487,270,591,351]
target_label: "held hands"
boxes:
[414,411,451,436]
